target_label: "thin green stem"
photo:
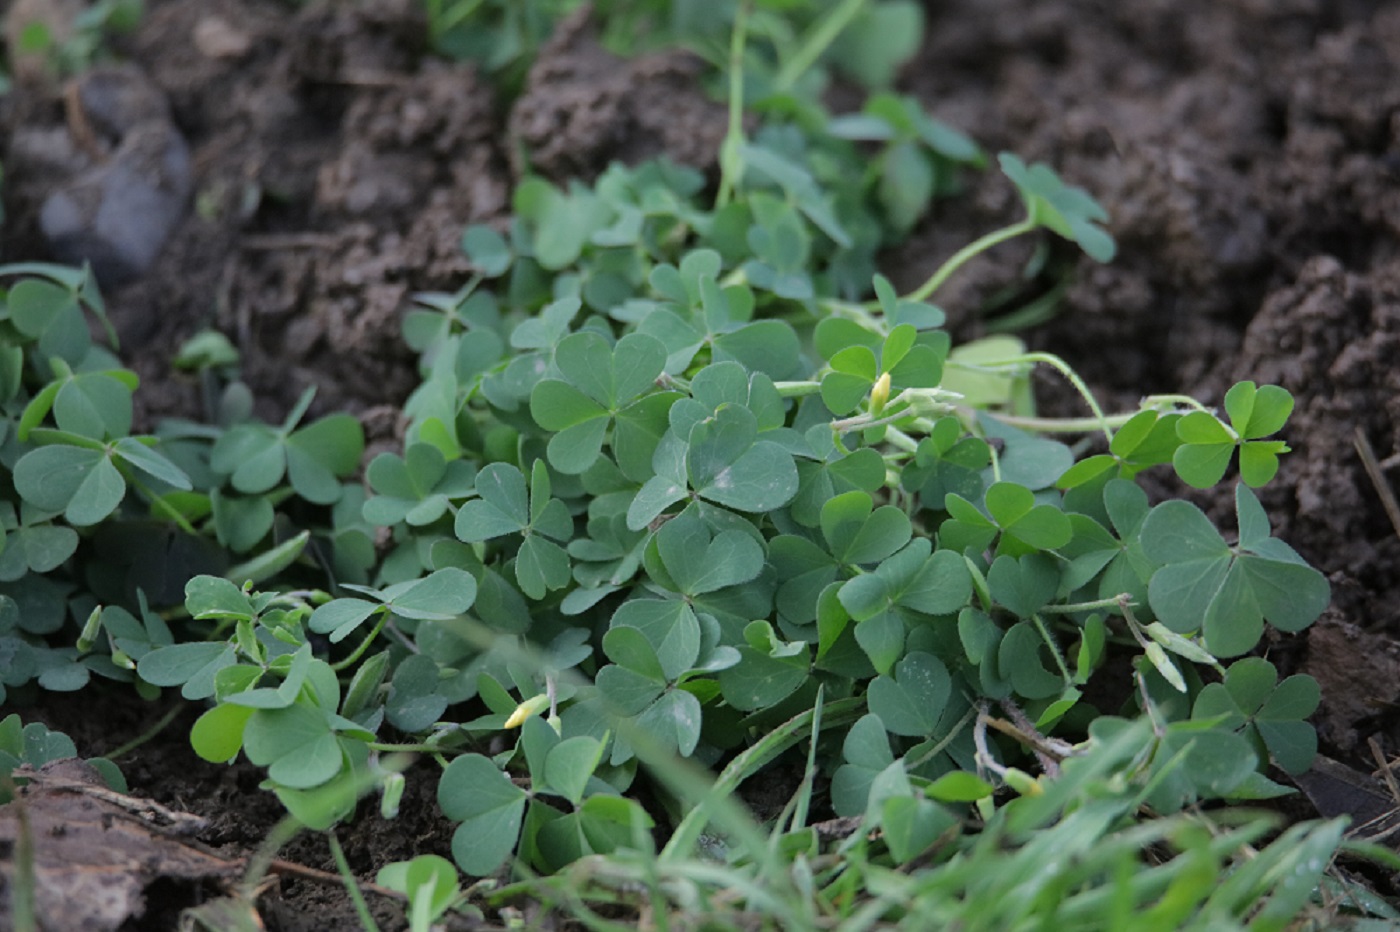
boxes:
[969,393,1216,435]
[901,217,1037,305]
[715,0,752,209]
[953,350,1113,444]
[1142,393,1215,414]
[105,703,184,761]
[905,706,977,770]
[367,741,445,753]
[126,470,199,536]
[773,380,822,398]
[978,410,1138,434]
[1031,612,1073,683]
[773,0,866,92]
[1040,596,1132,615]
[330,613,388,673]
[10,776,36,932]
[820,298,889,335]
[242,812,304,894]
[328,830,381,932]
[883,425,920,453]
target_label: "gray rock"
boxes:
[37,65,192,288]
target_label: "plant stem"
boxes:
[952,350,1114,443]
[329,830,381,932]
[1041,596,1131,615]
[774,0,866,92]
[901,217,1037,305]
[973,393,1216,435]
[1031,612,1073,683]
[773,380,822,398]
[243,812,305,894]
[331,613,388,673]
[126,471,199,536]
[367,741,445,753]
[10,778,36,932]
[978,410,1138,434]
[105,702,184,760]
[715,0,752,209]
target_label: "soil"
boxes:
[4,0,1400,928]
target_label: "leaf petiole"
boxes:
[899,217,1037,305]
[715,0,752,209]
[773,0,867,93]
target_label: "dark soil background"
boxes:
[3,0,1400,928]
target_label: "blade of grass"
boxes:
[660,696,864,862]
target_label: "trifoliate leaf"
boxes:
[868,651,951,737]
[998,152,1116,262]
[1141,486,1329,656]
[438,754,527,876]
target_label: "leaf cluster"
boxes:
[0,264,365,702]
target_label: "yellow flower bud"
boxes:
[504,692,551,729]
[870,371,892,413]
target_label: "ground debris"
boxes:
[0,758,238,932]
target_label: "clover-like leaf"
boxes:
[0,509,77,581]
[819,325,944,416]
[438,753,528,877]
[1141,485,1330,657]
[838,539,972,673]
[462,224,513,277]
[987,552,1059,618]
[999,152,1115,262]
[1173,383,1294,489]
[999,621,1066,700]
[608,599,701,683]
[137,641,236,700]
[14,443,126,526]
[1145,724,1261,811]
[1058,409,1184,490]
[530,331,668,474]
[868,651,951,737]
[881,795,957,865]
[650,511,764,598]
[741,144,851,249]
[190,702,254,764]
[718,620,810,711]
[830,713,896,817]
[364,443,477,527]
[210,388,363,504]
[1193,657,1319,775]
[542,735,606,807]
[788,423,885,527]
[629,689,703,763]
[684,404,799,515]
[455,461,572,599]
[903,418,989,506]
[821,345,877,415]
[386,654,450,733]
[310,567,477,643]
[20,364,136,441]
[242,701,346,789]
[821,490,911,566]
[6,275,92,362]
[944,481,1072,557]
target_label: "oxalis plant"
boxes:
[0,1,1364,928]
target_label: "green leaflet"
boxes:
[1140,485,1329,657]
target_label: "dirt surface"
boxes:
[4,0,1400,927]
